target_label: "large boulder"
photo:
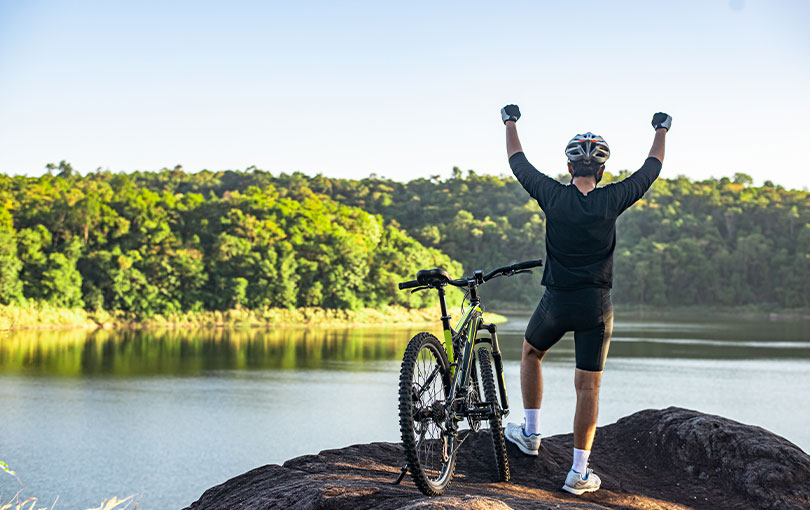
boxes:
[184,407,810,510]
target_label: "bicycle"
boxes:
[393,259,543,496]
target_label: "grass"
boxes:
[0,302,97,331]
[0,302,508,330]
[1,461,137,510]
[134,305,441,328]
[0,493,137,510]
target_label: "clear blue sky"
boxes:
[1,0,809,188]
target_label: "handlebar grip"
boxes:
[512,259,543,271]
[398,280,420,290]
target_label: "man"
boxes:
[499,104,670,495]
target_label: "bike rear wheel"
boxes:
[398,332,455,496]
[478,347,510,482]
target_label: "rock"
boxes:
[184,407,810,510]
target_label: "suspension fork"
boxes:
[479,321,510,414]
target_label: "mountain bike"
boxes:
[394,259,543,496]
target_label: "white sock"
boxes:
[572,448,590,474]
[524,409,541,435]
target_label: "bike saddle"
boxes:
[416,268,452,287]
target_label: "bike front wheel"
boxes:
[398,332,455,496]
[478,347,510,482]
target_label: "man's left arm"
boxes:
[503,105,523,158]
[502,105,560,208]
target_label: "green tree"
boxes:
[0,207,23,304]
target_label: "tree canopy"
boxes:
[0,163,461,316]
[1,162,808,316]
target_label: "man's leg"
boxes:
[563,290,611,494]
[521,339,546,410]
[506,292,563,454]
[504,339,547,454]
[521,340,546,435]
[561,368,604,494]
[573,368,602,451]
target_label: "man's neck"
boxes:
[572,176,597,196]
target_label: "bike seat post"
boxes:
[437,286,455,359]
[437,286,451,330]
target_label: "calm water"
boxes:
[1,313,809,509]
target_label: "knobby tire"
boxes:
[398,332,454,496]
[478,347,510,482]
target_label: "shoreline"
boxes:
[2,301,808,332]
[0,304,508,332]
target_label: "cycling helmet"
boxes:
[565,132,610,164]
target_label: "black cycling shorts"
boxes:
[524,287,614,372]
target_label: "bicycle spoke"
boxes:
[413,365,440,401]
[413,346,448,481]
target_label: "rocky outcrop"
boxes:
[184,407,810,510]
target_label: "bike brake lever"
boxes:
[410,286,430,293]
[509,269,532,276]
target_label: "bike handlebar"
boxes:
[509,259,544,272]
[398,259,543,290]
[482,259,543,282]
[398,280,421,290]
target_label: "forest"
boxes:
[1,160,808,319]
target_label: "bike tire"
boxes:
[398,332,455,496]
[477,347,510,482]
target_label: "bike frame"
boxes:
[435,284,510,419]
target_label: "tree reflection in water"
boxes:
[0,326,442,376]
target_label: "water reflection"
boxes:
[0,326,442,376]
[2,313,809,377]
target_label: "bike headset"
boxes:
[565,132,610,183]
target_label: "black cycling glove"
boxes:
[652,112,672,131]
[501,104,521,124]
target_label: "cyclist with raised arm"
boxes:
[499,105,671,495]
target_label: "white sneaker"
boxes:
[562,468,601,495]
[504,422,541,456]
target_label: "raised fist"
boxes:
[652,112,672,131]
[501,104,521,124]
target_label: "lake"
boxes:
[1,312,809,509]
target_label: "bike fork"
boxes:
[480,322,510,415]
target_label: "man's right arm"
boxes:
[610,112,671,213]
[648,112,671,163]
